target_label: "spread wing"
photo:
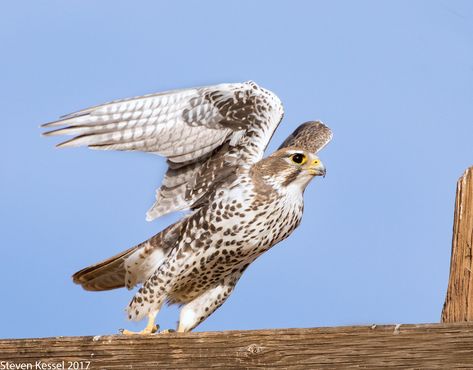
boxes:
[43,81,284,220]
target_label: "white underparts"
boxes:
[125,244,165,289]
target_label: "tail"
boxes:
[72,246,139,291]
[73,222,182,292]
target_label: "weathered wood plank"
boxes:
[442,166,473,323]
[2,323,473,369]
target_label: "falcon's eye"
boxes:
[290,153,307,165]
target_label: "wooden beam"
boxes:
[442,166,473,323]
[2,323,473,368]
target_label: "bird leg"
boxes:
[121,312,158,335]
[177,276,238,332]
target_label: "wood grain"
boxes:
[442,166,473,323]
[2,323,473,369]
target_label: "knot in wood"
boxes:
[246,343,264,355]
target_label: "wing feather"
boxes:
[43,81,284,220]
[278,121,332,153]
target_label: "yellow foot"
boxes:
[120,312,158,335]
[120,324,159,335]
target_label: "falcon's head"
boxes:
[254,148,326,192]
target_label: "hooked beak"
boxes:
[307,159,326,177]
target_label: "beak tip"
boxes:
[319,166,327,178]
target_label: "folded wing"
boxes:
[278,121,332,153]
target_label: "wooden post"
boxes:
[442,166,473,322]
[2,324,473,368]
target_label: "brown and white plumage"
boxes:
[43,81,285,221]
[44,81,332,333]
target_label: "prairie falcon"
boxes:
[42,81,332,333]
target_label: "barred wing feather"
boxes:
[43,81,284,220]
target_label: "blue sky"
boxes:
[1,0,472,339]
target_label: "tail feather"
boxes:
[72,246,138,291]
[73,221,183,292]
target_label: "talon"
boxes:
[158,328,175,334]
